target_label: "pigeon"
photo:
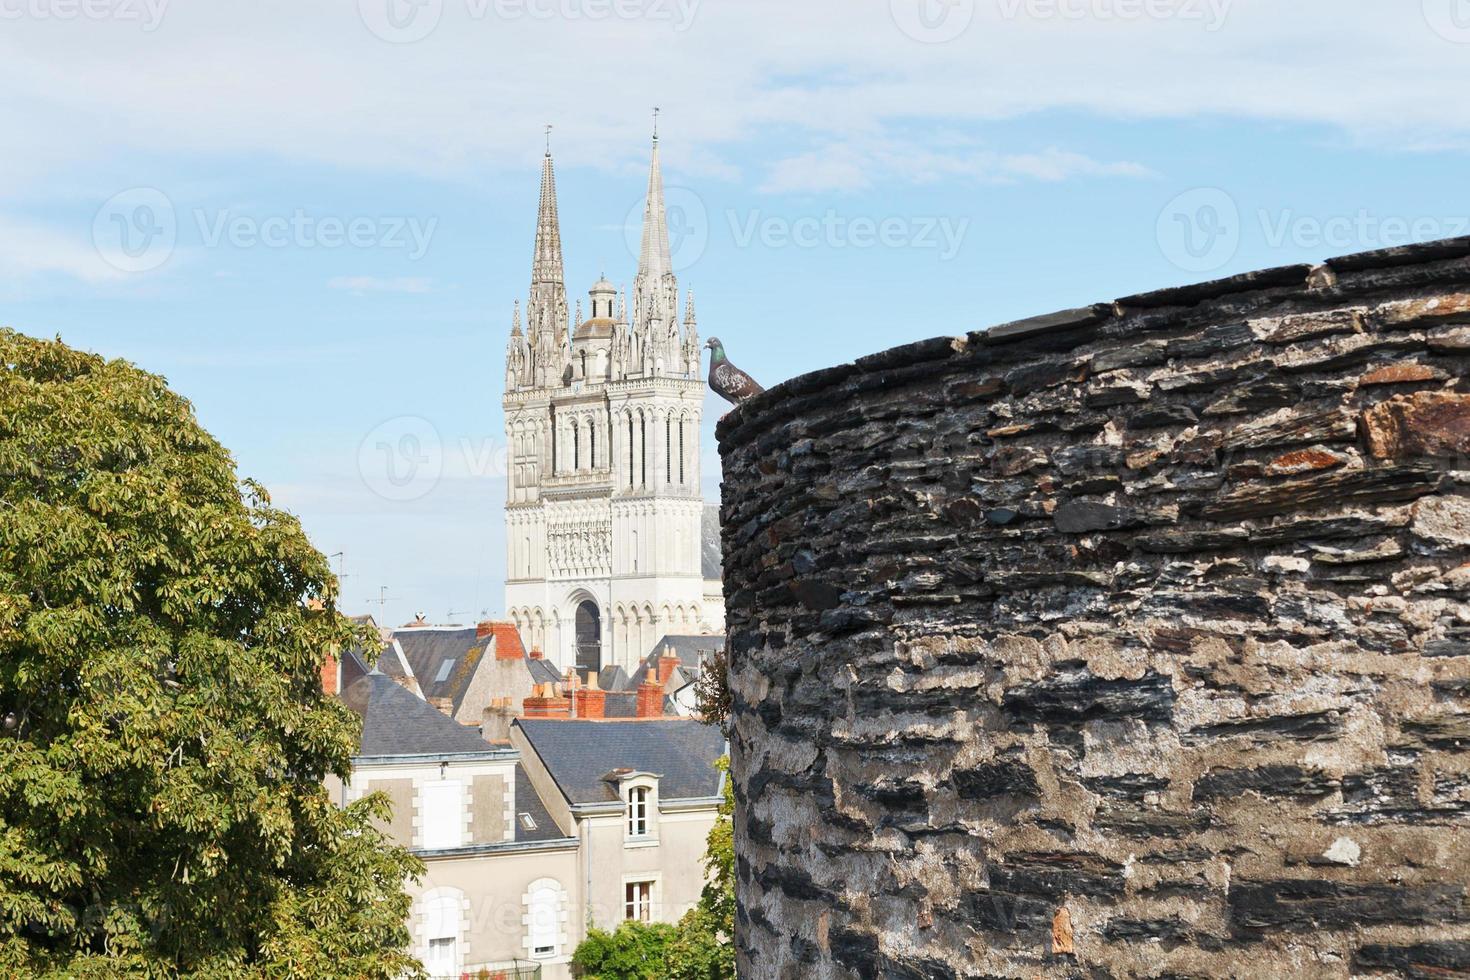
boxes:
[706,337,764,406]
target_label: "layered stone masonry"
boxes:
[716,237,1470,978]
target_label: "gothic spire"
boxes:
[634,133,674,304]
[531,144,566,293]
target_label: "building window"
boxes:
[627,416,634,486]
[627,786,649,837]
[525,879,562,960]
[640,416,647,486]
[625,881,654,921]
[679,421,685,485]
[665,417,672,483]
[572,420,580,470]
[420,780,463,850]
[590,423,597,468]
[421,888,464,979]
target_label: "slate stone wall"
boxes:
[716,238,1470,978]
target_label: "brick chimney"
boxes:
[523,683,571,719]
[657,645,681,687]
[476,619,495,640]
[486,622,525,661]
[320,653,340,696]
[636,679,664,719]
[575,671,606,720]
[529,647,545,660]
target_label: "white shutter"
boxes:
[421,781,463,849]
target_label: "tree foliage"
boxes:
[572,756,735,979]
[0,330,422,977]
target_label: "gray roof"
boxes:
[339,646,371,691]
[341,672,495,758]
[514,764,567,842]
[514,718,725,805]
[629,634,723,688]
[392,627,486,711]
[598,665,631,693]
[702,504,723,581]
[527,657,562,686]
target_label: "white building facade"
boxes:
[504,135,724,674]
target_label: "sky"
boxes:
[3,0,1469,626]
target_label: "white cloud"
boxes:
[327,275,434,294]
[0,214,129,283]
[0,0,1464,202]
[760,140,1155,193]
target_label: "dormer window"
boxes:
[627,786,649,837]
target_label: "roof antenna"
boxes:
[544,123,553,156]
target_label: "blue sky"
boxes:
[4,0,1469,625]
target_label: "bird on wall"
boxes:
[706,337,764,406]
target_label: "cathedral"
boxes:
[503,132,725,674]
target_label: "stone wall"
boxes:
[716,238,1470,978]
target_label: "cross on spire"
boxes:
[652,106,660,142]
[544,123,553,155]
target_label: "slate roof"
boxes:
[341,672,496,757]
[514,764,567,842]
[339,645,371,692]
[701,504,723,581]
[392,627,486,712]
[629,634,723,688]
[527,657,562,686]
[391,624,537,712]
[515,718,726,805]
[598,665,631,693]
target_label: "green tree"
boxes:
[667,755,734,980]
[0,330,423,977]
[570,920,676,979]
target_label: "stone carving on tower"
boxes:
[502,127,724,676]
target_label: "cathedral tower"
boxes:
[503,134,723,674]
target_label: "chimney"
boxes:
[575,672,606,720]
[476,619,495,640]
[492,623,526,661]
[636,679,664,719]
[523,682,572,719]
[529,647,545,660]
[320,652,340,696]
[657,645,681,687]
[481,697,517,741]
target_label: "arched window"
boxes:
[420,888,464,979]
[589,422,597,469]
[524,878,564,961]
[640,415,647,486]
[572,420,580,471]
[627,415,635,487]
[679,418,686,485]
